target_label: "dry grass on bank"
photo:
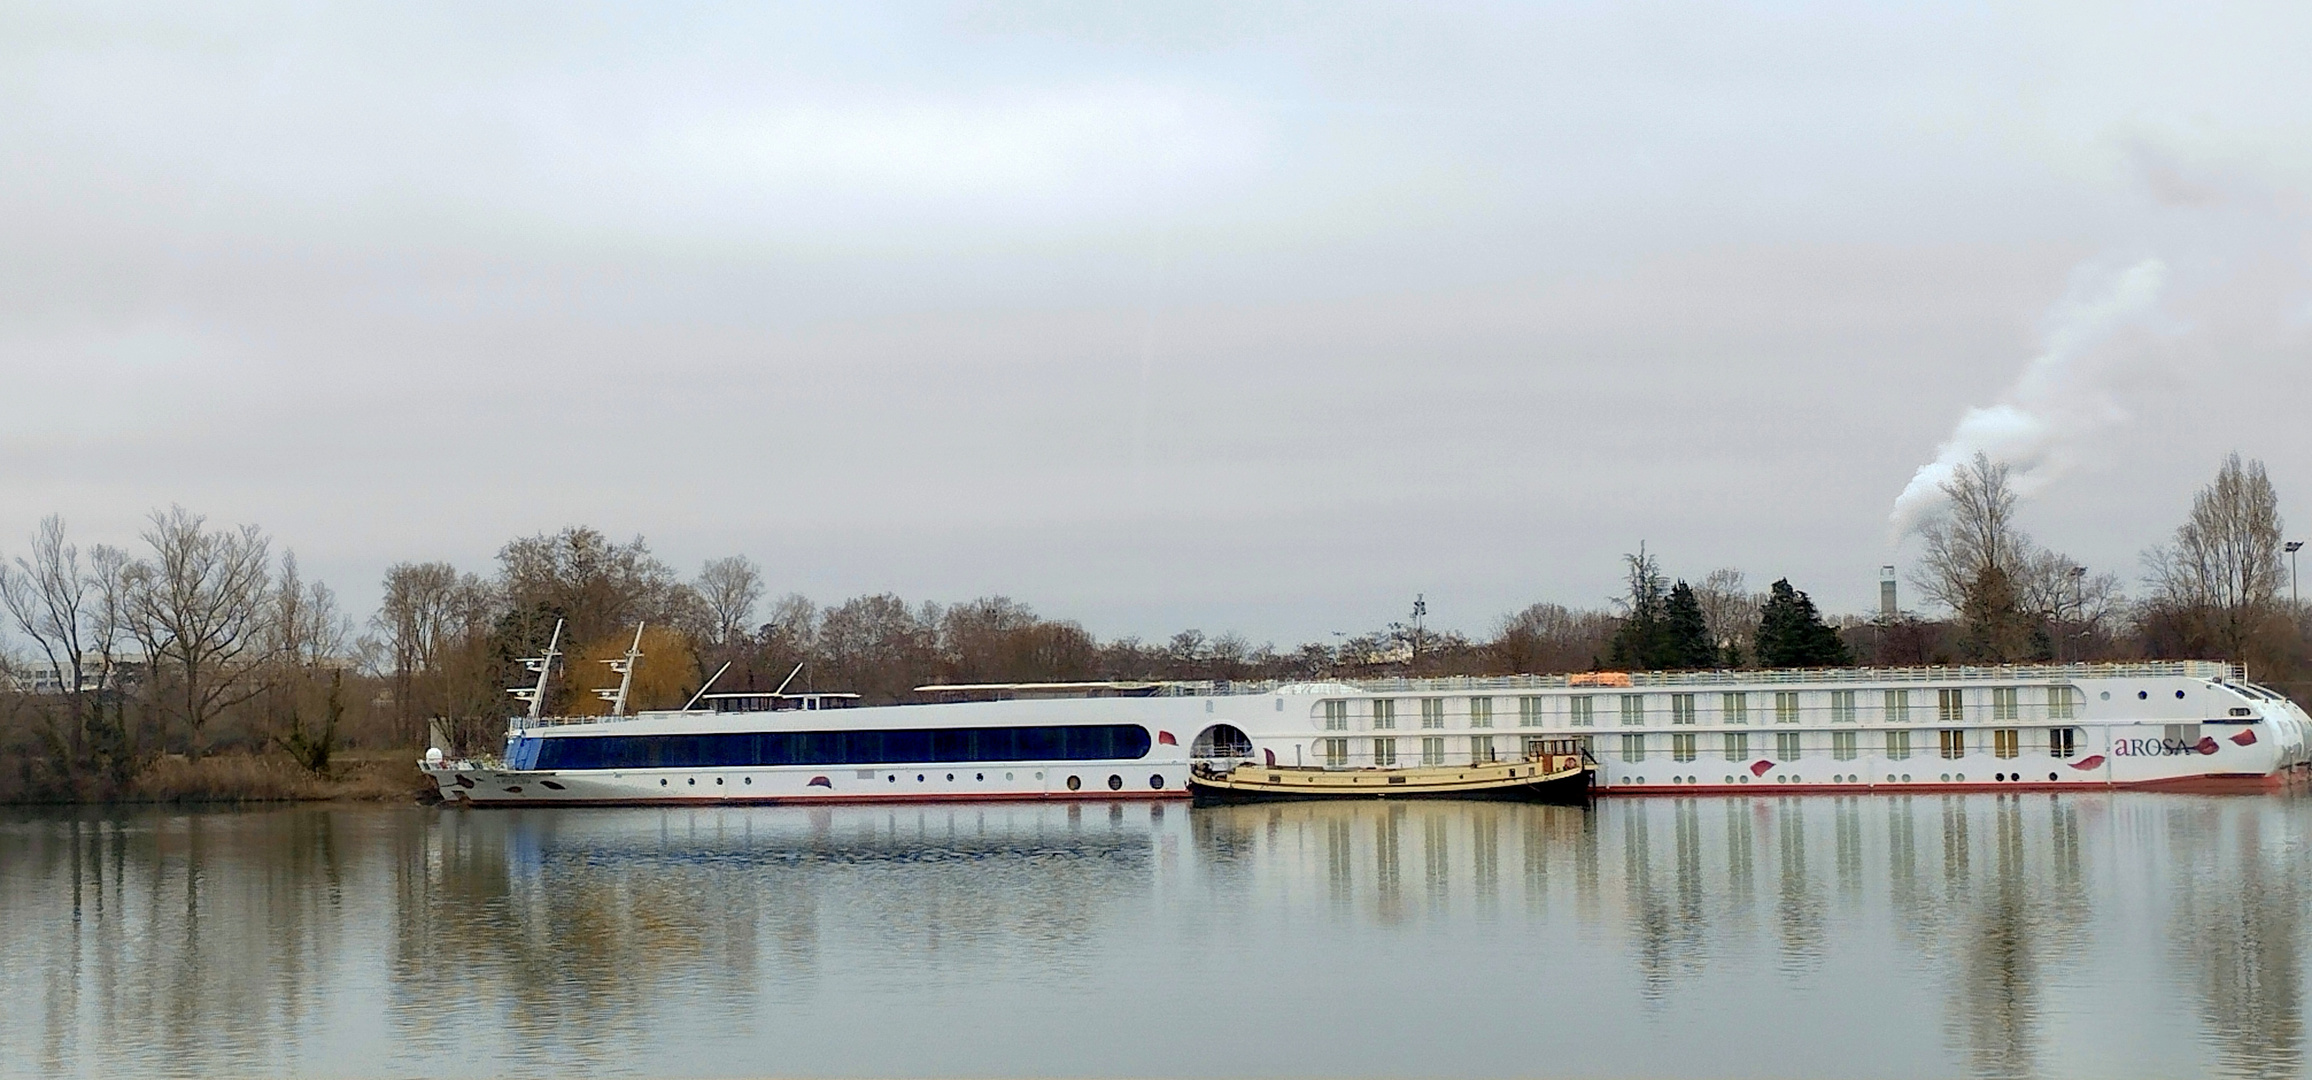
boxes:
[6,748,436,805]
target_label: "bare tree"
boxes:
[1694,568,1758,664]
[1491,602,1617,674]
[1913,453,2033,613]
[0,517,94,760]
[2144,453,2288,661]
[123,506,276,758]
[694,555,764,648]
[497,526,682,648]
[374,560,499,748]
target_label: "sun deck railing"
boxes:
[1094,660,2245,698]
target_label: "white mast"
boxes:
[507,618,564,728]
[595,622,646,717]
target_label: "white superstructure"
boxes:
[422,661,2311,805]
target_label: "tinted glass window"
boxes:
[533,724,1153,770]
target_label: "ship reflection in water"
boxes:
[0,794,2305,1079]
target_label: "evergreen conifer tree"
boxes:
[1662,581,1714,669]
[1754,578,1851,668]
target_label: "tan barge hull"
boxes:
[1188,752,1593,806]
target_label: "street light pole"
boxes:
[2288,541,2303,610]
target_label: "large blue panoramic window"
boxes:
[521,724,1153,771]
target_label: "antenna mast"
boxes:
[594,623,646,716]
[507,618,565,728]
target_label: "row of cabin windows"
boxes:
[1322,687,2081,730]
[1616,727,2084,763]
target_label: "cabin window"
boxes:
[1830,690,1857,723]
[1471,735,1497,763]
[1938,688,1965,724]
[1939,729,1965,760]
[1723,732,1748,761]
[1323,701,1348,731]
[1886,730,1912,760]
[1469,697,1494,728]
[1774,692,1800,724]
[1993,688,2019,722]
[1620,695,1646,726]
[1322,738,1349,767]
[1775,732,1801,762]
[2049,727,2078,759]
[1993,729,2019,758]
[1621,733,1647,763]
[1721,692,1749,725]
[1522,735,1551,759]
[1884,689,1911,724]
[1671,733,1697,762]
[2048,686,2077,720]
[1518,696,1542,727]
[1372,699,1397,730]
[1569,696,1595,727]
[1670,694,1696,725]
[1373,738,1397,766]
[1831,730,1858,761]
[1420,699,1446,729]
[1421,737,1445,765]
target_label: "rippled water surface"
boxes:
[2,793,2308,1078]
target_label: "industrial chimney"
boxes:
[1879,566,1898,622]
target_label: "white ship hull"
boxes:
[424,662,2310,806]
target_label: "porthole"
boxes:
[1107,774,1123,791]
[1739,775,1749,784]
[1005,772,1014,780]
[716,777,724,785]
[1149,774,1164,789]
[2138,691,2149,700]
[1901,774,1911,782]
[976,773,985,781]
[1725,775,1736,784]
[917,774,925,782]
[2176,690,2187,699]
[1941,774,1951,782]
[1887,775,1896,783]
[1636,776,1645,784]
[660,779,669,786]
[2048,772,2059,781]
[887,774,896,783]
[946,773,955,781]
[1067,775,1082,791]
[687,778,696,786]
[1995,773,2005,782]
[1956,773,1966,781]
[1035,772,1045,780]
[744,777,753,785]
[2101,691,2111,700]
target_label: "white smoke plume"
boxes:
[1888,257,2171,535]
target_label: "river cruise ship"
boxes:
[422,657,2309,805]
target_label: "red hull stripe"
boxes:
[1596,773,2290,797]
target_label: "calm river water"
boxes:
[1,793,2306,1079]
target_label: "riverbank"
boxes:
[2,748,431,805]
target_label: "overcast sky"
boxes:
[4,2,2309,646]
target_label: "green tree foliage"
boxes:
[1754,579,1851,668]
[1662,582,1716,669]
[1606,548,1718,670]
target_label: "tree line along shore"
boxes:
[1,453,2302,804]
